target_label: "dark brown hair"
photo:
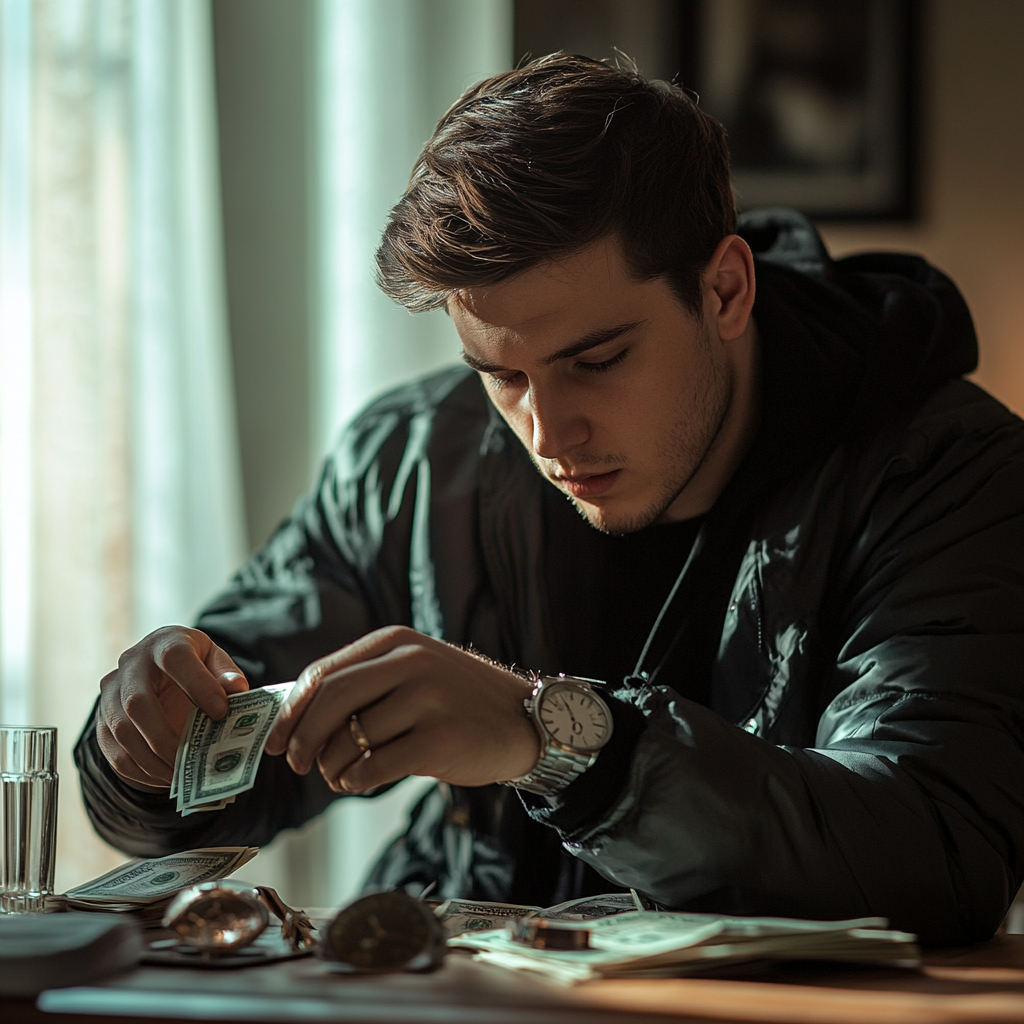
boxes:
[375,53,736,315]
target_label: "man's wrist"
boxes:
[515,692,647,838]
[502,675,614,796]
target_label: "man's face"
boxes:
[450,236,735,534]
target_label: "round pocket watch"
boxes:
[320,891,446,973]
[162,879,269,952]
[503,674,613,796]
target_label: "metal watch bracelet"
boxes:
[502,745,598,796]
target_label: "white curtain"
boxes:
[0,0,244,893]
[314,0,513,446]
[305,0,512,906]
[0,0,510,907]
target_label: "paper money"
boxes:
[172,682,294,815]
[433,899,542,936]
[537,891,645,921]
[450,909,920,983]
[64,847,260,913]
[432,892,646,936]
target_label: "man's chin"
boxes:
[567,494,666,536]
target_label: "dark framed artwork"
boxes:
[514,0,919,220]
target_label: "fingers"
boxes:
[265,672,321,755]
[267,626,429,757]
[265,646,354,755]
[97,626,250,788]
[283,641,432,774]
[118,679,181,766]
[153,630,236,720]
[95,700,173,789]
[98,667,177,781]
[204,644,249,695]
[334,729,437,794]
[316,693,420,789]
[263,625,537,789]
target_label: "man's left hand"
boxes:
[264,626,540,793]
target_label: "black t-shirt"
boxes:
[541,482,703,687]
[512,483,703,907]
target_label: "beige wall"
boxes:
[819,0,1024,417]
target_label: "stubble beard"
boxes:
[548,326,735,536]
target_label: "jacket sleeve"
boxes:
[522,391,1024,946]
[75,384,434,857]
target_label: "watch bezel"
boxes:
[530,675,614,756]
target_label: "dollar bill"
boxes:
[433,898,542,936]
[64,847,260,911]
[432,893,647,936]
[537,891,644,921]
[173,682,294,815]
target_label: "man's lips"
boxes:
[554,469,622,499]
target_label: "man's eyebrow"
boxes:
[460,320,645,374]
[461,350,505,373]
[540,321,646,365]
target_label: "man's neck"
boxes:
[658,317,761,523]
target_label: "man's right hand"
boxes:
[96,626,249,792]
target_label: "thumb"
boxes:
[218,671,249,695]
[204,645,249,694]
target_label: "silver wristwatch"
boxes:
[502,674,614,796]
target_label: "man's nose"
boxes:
[528,383,588,459]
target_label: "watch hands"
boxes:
[559,700,583,735]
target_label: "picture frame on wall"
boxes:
[515,0,919,220]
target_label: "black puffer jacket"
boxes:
[76,211,1024,945]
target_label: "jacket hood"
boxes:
[631,209,981,706]
[738,208,978,478]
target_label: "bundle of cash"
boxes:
[171,682,294,815]
[450,908,920,983]
[62,847,259,916]
[433,891,650,937]
[537,891,650,920]
[434,899,543,936]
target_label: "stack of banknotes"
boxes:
[447,904,921,983]
[62,847,259,917]
[59,850,921,983]
[433,892,646,936]
[171,682,295,815]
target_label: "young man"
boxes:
[77,56,1024,945]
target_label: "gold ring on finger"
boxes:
[349,713,372,755]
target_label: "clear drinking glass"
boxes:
[0,726,58,913]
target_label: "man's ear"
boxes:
[702,235,756,343]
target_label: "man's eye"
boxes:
[578,349,628,373]
[487,371,524,391]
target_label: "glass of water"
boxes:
[0,726,58,913]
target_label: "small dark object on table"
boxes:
[320,891,447,974]
[513,917,592,951]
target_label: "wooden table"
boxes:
[6,933,1024,1024]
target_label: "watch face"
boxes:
[539,685,611,752]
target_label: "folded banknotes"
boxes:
[170,682,295,815]
[447,904,920,983]
[60,847,260,917]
